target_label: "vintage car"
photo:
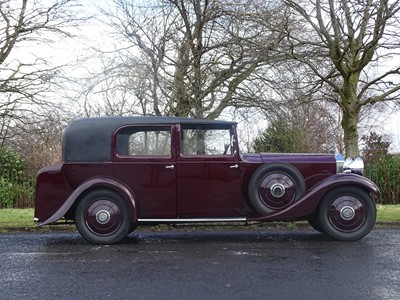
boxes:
[34,116,379,244]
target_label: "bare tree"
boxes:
[8,107,74,169]
[0,0,86,145]
[84,0,289,119]
[253,98,341,153]
[283,0,400,157]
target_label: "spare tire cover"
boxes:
[248,163,306,214]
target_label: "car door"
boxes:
[177,124,242,218]
[112,125,177,218]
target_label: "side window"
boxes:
[117,126,171,157]
[181,126,233,156]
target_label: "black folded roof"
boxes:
[62,116,236,162]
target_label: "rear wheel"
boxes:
[75,189,131,244]
[307,218,325,233]
[318,186,376,241]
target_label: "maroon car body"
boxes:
[34,117,379,244]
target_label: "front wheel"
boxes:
[318,186,376,241]
[75,189,131,244]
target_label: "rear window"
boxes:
[116,126,171,157]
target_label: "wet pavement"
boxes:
[0,227,399,300]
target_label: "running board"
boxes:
[138,217,247,223]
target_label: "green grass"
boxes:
[0,208,34,228]
[0,205,399,231]
[376,204,400,223]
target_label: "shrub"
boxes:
[0,147,35,208]
[0,178,17,208]
[0,147,24,174]
[365,155,400,204]
[362,131,390,165]
[253,119,300,153]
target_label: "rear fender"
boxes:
[249,173,380,221]
[39,177,138,226]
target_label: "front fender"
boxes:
[39,177,138,226]
[249,173,380,222]
[307,173,380,196]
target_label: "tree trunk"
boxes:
[341,74,361,158]
[284,0,400,159]
[170,38,191,117]
[341,108,360,158]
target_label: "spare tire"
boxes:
[248,163,306,214]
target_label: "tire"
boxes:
[248,163,306,214]
[318,186,376,241]
[307,218,325,233]
[75,189,131,245]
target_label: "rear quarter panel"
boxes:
[35,163,114,223]
[34,165,72,223]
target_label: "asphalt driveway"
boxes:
[1,227,399,300]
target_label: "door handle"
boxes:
[229,164,239,169]
[165,165,175,170]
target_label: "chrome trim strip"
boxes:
[138,217,247,223]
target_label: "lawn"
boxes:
[375,204,400,223]
[0,206,399,231]
[0,208,34,228]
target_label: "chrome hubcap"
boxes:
[340,206,356,221]
[96,210,111,224]
[270,183,285,198]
